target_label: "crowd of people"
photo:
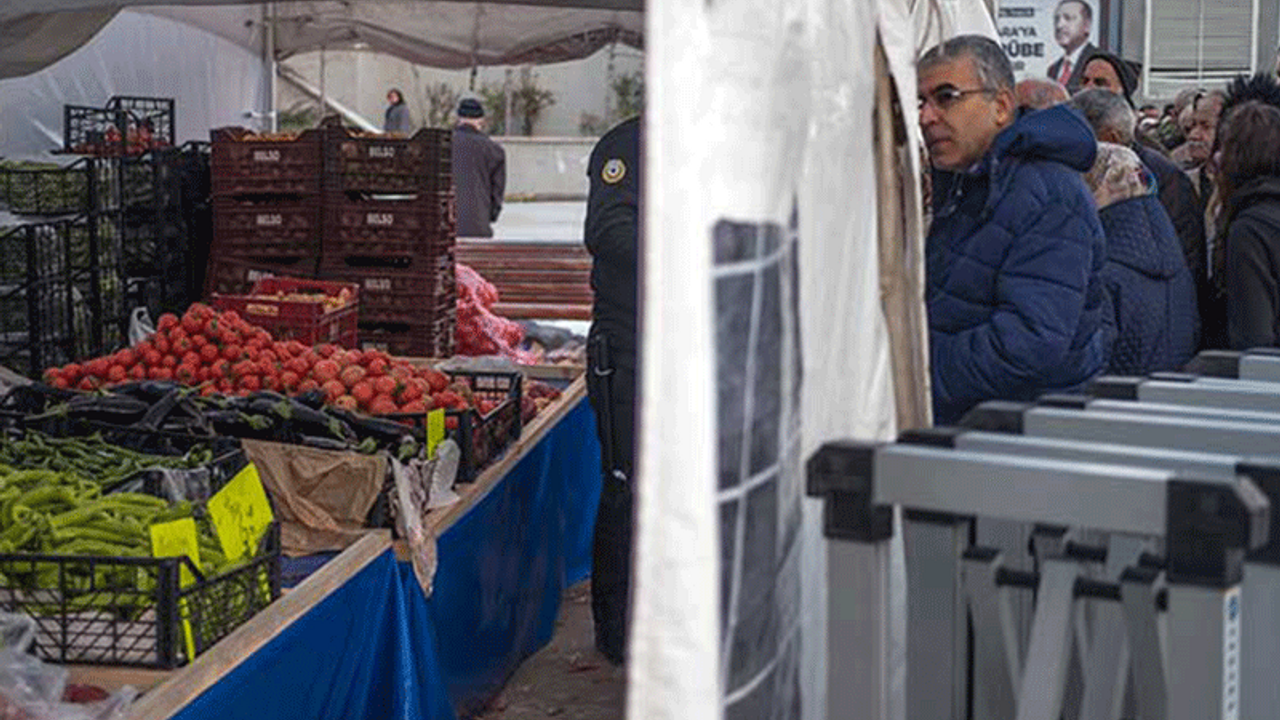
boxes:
[919,33,1280,424]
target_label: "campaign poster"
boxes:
[997,0,1101,81]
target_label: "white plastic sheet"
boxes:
[636,0,927,718]
[0,10,265,159]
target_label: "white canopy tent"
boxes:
[0,0,996,718]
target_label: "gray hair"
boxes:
[1069,88,1136,145]
[919,35,1016,94]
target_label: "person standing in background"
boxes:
[383,89,412,135]
[451,98,506,238]
[1046,0,1097,93]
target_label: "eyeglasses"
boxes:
[918,86,995,112]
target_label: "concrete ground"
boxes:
[473,581,625,720]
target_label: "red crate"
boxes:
[211,127,323,196]
[212,196,322,257]
[322,190,456,252]
[203,255,318,298]
[358,315,455,359]
[322,118,451,194]
[318,269,453,324]
[211,277,359,347]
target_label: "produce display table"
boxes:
[66,373,600,720]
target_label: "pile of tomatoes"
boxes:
[43,303,481,416]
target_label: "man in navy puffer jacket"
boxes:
[920,36,1112,424]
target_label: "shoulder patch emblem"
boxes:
[602,158,626,184]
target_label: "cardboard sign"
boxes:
[208,464,274,562]
[150,518,201,660]
[427,408,446,456]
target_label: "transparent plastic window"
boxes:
[455,263,537,364]
[0,612,135,720]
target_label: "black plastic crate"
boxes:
[0,219,125,376]
[380,369,522,483]
[0,158,118,216]
[64,98,174,158]
[0,522,279,668]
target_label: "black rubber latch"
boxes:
[898,426,964,448]
[806,442,893,543]
[1038,394,1091,410]
[1149,372,1199,383]
[1166,476,1269,588]
[1090,376,1142,400]
[1183,350,1243,378]
[957,401,1031,434]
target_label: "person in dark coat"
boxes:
[1073,61,1210,304]
[451,98,506,238]
[920,36,1111,425]
[583,115,640,665]
[1218,101,1280,349]
[383,89,412,134]
[1081,142,1199,373]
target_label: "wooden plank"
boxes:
[492,303,592,321]
[129,531,392,720]
[426,375,588,536]
[67,665,174,695]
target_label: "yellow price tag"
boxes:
[149,518,201,660]
[208,464,274,563]
[427,408,446,456]
[149,518,202,586]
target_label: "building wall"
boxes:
[280,46,643,137]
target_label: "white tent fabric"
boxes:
[0,1,643,79]
[0,10,266,159]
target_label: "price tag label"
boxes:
[150,518,201,660]
[149,518,202,586]
[427,408,446,456]
[208,464,274,562]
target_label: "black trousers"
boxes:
[586,334,635,664]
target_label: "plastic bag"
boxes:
[454,263,538,364]
[126,308,155,348]
[0,612,135,720]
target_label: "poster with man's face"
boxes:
[997,0,1100,81]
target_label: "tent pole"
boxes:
[319,45,327,124]
[265,2,278,132]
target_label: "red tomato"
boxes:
[334,395,359,412]
[62,362,82,382]
[239,375,261,392]
[50,376,70,389]
[187,335,205,350]
[43,368,61,384]
[221,310,242,326]
[316,344,338,359]
[199,385,218,397]
[259,349,278,365]
[369,396,398,416]
[161,355,178,369]
[85,358,109,379]
[128,364,147,380]
[152,336,171,355]
[182,313,203,334]
[298,379,320,393]
[366,358,389,377]
[373,376,397,396]
[154,367,174,381]
[203,318,221,337]
[312,360,340,383]
[350,381,375,407]
[147,366,165,380]
[220,344,241,361]
[281,371,300,390]
[143,350,163,367]
[172,337,194,356]
[423,368,449,393]
[78,378,96,391]
[232,360,256,378]
[401,400,427,414]
[339,365,366,389]
[116,348,137,367]
[167,326,188,343]
[321,379,346,402]
[157,313,179,332]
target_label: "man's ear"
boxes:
[993,89,1017,127]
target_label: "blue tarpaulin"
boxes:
[172,398,601,720]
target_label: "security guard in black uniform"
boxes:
[584,115,640,666]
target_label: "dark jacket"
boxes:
[384,103,412,134]
[1086,145,1199,374]
[1134,144,1207,291]
[1047,42,1097,93]
[452,125,506,238]
[584,117,640,363]
[1225,177,1280,349]
[928,105,1111,425]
